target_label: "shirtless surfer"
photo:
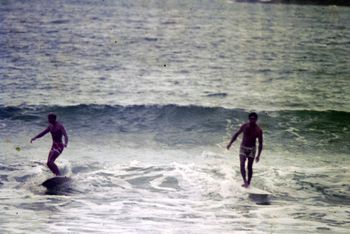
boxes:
[227,112,263,188]
[31,113,68,176]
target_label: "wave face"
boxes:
[1,104,349,154]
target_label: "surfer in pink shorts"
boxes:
[31,113,68,176]
[227,112,263,188]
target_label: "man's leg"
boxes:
[247,157,254,186]
[47,150,61,176]
[240,155,248,187]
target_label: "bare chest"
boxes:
[50,125,62,135]
[243,127,260,139]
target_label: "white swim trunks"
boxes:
[239,146,256,159]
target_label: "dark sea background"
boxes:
[0,0,349,233]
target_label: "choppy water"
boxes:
[0,0,349,233]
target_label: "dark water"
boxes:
[0,0,349,233]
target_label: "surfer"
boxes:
[30,113,68,176]
[226,112,263,188]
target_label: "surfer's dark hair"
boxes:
[248,112,258,119]
[48,113,57,121]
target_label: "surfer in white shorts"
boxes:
[30,113,68,176]
[227,112,263,188]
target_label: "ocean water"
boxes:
[1,0,350,233]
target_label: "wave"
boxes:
[1,103,349,124]
[1,104,349,153]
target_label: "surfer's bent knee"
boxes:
[48,150,61,163]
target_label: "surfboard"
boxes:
[245,187,270,195]
[244,187,271,205]
[42,176,71,189]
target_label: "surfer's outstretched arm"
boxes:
[61,125,68,147]
[31,127,50,143]
[227,125,244,150]
[256,130,263,162]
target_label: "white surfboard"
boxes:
[243,186,271,205]
[245,186,271,195]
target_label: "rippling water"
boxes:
[1,0,349,111]
[0,0,349,233]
